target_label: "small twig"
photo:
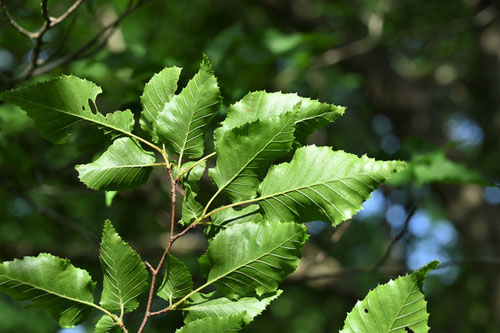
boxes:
[0,0,36,38]
[49,0,85,27]
[372,206,417,271]
[41,0,51,23]
[145,261,154,273]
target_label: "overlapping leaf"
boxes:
[94,315,121,333]
[257,145,406,226]
[157,55,221,160]
[76,137,156,191]
[140,67,182,142]
[341,261,439,333]
[176,314,245,333]
[205,205,263,239]
[199,222,307,299]
[157,254,194,304]
[0,253,95,328]
[99,220,148,314]
[218,91,345,143]
[0,75,134,144]
[183,290,281,324]
[209,113,296,203]
[179,161,206,225]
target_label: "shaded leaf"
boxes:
[175,314,245,333]
[75,137,156,191]
[140,67,182,142]
[94,315,121,333]
[0,253,95,328]
[0,75,134,144]
[157,55,221,160]
[179,161,206,225]
[99,220,148,313]
[209,113,296,202]
[341,261,439,333]
[183,290,281,324]
[219,91,344,143]
[257,145,406,226]
[105,191,118,207]
[199,222,307,299]
[157,254,194,304]
[205,205,263,239]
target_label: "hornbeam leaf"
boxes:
[0,253,95,328]
[99,220,148,314]
[140,66,182,142]
[257,145,406,226]
[341,261,439,333]
[219,91,345,143]
[157,55,221,160]
[176,314,245,333]
[179,161,206,225]
[199,222,307,299]
[94,315,121,333]
[157,254,194,304]
[0,75,134,144]
[183,290,281,324]
[205,205,263,239]
[75,137,156,191]
[209,113,296,203]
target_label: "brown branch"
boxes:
[41,0,50,23]
[49,0,85,27]
[0,0,36,38]
[372,206,417,271]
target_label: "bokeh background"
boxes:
[1,0,499,332]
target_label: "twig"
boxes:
[41,0,50,23]
[0,0,36,38]
[49,0,85,27]
[372,206,417,271]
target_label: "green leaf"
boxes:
[105,191,118,207]
[199,222,307,299]
[257,145,406,226]
[94,315,121,333]
[209,113,296,202]
[219,91,345,143]
[205,205,263,239]
[183,290,281,324]
[157,254,194,304]
[175,314,245,333]
[75,137,156,191]
[0,75,134,144]
[0,253,95,328]
[179,161,206,225]
[387,150,489,186]
[99,220,148,314]
[341,261,439,333]
[140,67,182,142]
[157,55,221,160]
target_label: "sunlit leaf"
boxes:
[94,315,121,333]
[157,254,193,304]
[175,314,245,333]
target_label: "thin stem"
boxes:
[41,0,50,23]
[176,151,216,180]
[49,0,85,27]
[0,0,36,38]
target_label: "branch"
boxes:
[0,0,36,38]
[41,0,50,23]
[49,0,85,27]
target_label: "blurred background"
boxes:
[0,0,499,332]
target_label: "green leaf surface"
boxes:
[0,253,95,328]
[341,261,439,333]
[75,137,156,191]
[257,145,405,226]
[0,75,134,144]
[219,91,345,143]
[183,290,281,324]
[140,67,182,142]
[157,55,221,160]
[99,220,148,314]
[94,315,121,333]
[179,161,206,225]
[205,205,263,239]
[157,254,194,304]
[175,314,245,333]
[209,113,296,202]
[199,222,307,299]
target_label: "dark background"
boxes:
[0,0,499,332]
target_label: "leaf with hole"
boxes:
[199,221,307,299]
[341,261,439,333]
[75,137,156,191]
[0,75,134,143]
[0,253,95,328]
[99,220,148,314]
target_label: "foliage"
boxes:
[0,55,441,332]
